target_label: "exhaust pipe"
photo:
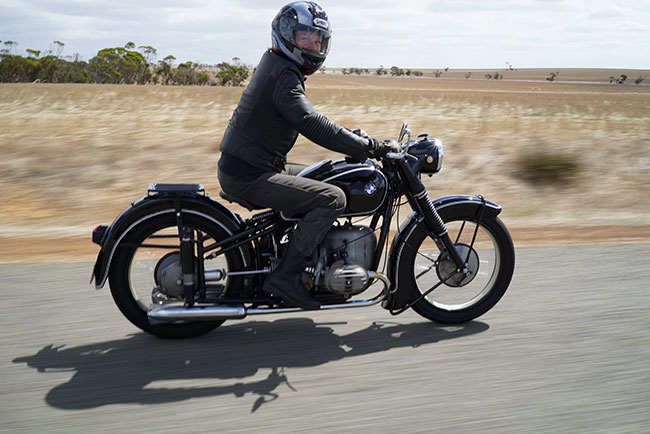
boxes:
[148,305,247,322]
[148,271,390,323]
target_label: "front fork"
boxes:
[394,157,466,271]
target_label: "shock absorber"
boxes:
[174,193,197,307]
[180,226,196,307]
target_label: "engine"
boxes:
[308,224,377,297]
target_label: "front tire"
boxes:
[397,214,515,323]
[108,212,245,338]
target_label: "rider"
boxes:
[217,1,398,310]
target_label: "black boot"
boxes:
[263,240,320,310]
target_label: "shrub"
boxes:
[390,66,404,76]
[514,150,583,185]
[215,60,249,86]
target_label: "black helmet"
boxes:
[271,1,331,75]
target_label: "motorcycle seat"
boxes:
[219,190,305,221]
[219,190,265,211]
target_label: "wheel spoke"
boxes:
[415,249,437,264]
[454,221,466,244]
[412,218,500,311]
[415,262,437,279]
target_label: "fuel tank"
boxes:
[299,160,388,216]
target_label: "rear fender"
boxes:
[92,191,246,289]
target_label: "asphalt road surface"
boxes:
[2,243,649,433]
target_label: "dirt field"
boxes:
[1,68,649,262]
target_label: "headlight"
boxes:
[406,137,444,175]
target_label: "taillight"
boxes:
[92,225,108,245]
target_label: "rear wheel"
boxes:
[398,214,514,323]
[108,212,245,338]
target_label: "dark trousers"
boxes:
[218,163,346,256]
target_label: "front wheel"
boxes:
[397,214,515,323]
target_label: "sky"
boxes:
[1,0,649,69]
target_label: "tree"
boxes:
[0,39,250,86]
[0,40,89,83]
[609,74,627,84]
[2,40,18,55]
[0,55,29,82]
[215,58,249,86]
[169,61,217,86]
[138,45,157,64]
[88,45,149,84]
[433,70,443,78]
[171,61,199,85]
[390,66,404,76]
[156,55,176,85]
[51,40,65,58]
[54,57,89,83]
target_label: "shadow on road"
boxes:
[13,318,488,412]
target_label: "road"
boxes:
[2,244,649,433]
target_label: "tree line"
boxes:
[0,40,249,86]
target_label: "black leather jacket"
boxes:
[219,50,374,174]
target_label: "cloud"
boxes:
[1,0,649,68]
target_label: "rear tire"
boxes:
[108,212,245,338]
[397,214,515,323]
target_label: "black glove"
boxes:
[345,135,379,164]
[371,139,401,158]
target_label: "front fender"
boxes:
[91,192,244,289]
[385,194,502,306]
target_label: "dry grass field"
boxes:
[1,68,650,261]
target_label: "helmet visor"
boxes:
[278,17,331,58]
[295,29,326,53]
[293,26,330,57]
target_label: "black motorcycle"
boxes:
[91,124,515,338]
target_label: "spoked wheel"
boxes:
[108,213,245,338]
[399,215,515,323]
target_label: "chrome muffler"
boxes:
[148,271,390,323]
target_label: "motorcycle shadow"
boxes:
[13,318,488,412]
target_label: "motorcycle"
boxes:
[91,123,515,338]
